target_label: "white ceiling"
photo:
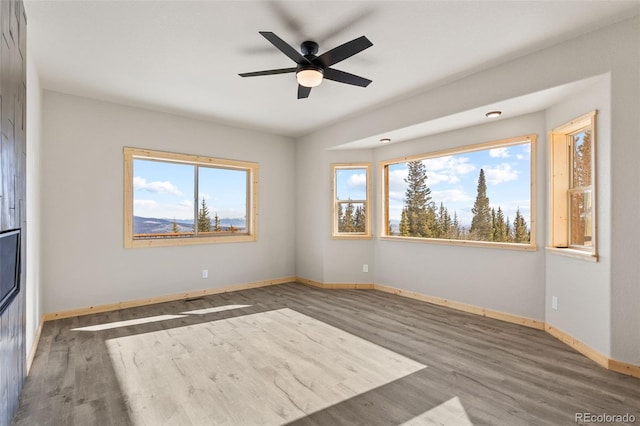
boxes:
[25,1,640,139]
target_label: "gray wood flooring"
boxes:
[12,283,640,425]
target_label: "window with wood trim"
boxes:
[332,163,371,239]
[381,135,536,250]
[549,111,597,257]
[124,148,258,248]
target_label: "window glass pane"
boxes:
[385,142,531,243]
[133,159,195,238]
[572,130,592,188]
[337,202,366,233]
[197,167,248,234]
[569,190,592,247]
[335,168,367,201]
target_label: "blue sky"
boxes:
[335,168,368,201]
[387,142,532,228]
[133,159,247,221]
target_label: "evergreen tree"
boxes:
[470,169,493,241]
[505,216,512,242]
[493,207,508,242]
[341,201,356,232]
[172,218,179,234]
[403,160,433,237]
[399,208,410,236]
[513,208,529,243]
[354,205,366,233]
[197,198,212,232]
[452,212,461,239]
[213,212,222,232]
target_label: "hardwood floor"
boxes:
[13,283,640,425]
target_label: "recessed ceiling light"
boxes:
[485,111,502,118]
[380,138,391,144]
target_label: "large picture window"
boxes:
[124,148,258,248]
[332,163,371,239]
[549,111,597,260]
[381,135,536,249]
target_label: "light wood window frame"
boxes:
[548,111,597,261]
[332,163,372,239]
[380,135,537,251]
[124,147,258,248]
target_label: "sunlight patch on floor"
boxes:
[71,314,188,332]
[399,397,473,425]
[106,308,426,425]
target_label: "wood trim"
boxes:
[331,163,372,239]
[123,147,259,248]
[379,134,535,169]
[296,277,374,289]
[373,283,545,330]
[43,277,296,321]
[544,324,609,369]
[26,317,45,375]
[608,359,640,379]
[379,235,537,251]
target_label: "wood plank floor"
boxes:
[12,283,640,425]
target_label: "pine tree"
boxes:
[341,201,356,232]
[399,208,410,236]
[470,169,493,241]
[172,217,179,234]
[403,160,433,237]
[213,212,222,232]
[354,205,366,233]
[493,207,507,242]
[513,208,529,243]
[505,216,512,242]
[452,212,461,239]
[197,198,212,232]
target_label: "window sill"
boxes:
[381,235,536,251]
[545,247,598,262]
[332,234,372,240]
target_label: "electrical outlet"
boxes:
[202,269,208,279]
[552,296,558,310]
[363,264,369,273]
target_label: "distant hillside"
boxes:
[133,216,245,234]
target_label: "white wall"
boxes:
[41,92,296,313]
[296,17,640,364]
[545,76,611,357]
[374,113,546,320]
[25,48,43,359]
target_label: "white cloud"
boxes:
[489,147,510,158]
[422,156,475,185]
[179,200,193,208]
[483,163,519,185]
[516,154,525,160]
[347,173,367,190]
[134,176,182,196]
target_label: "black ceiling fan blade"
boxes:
[297,85,311,99]
[323,68,372,87]
[259,31,310,65]
[315,36,373,68]
[239,67,297,77]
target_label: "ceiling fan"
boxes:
[239,31,373,99]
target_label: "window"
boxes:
[332,163,371,239]
[124,148,258,248]
[381,135,536,250]
[549,111,597,259]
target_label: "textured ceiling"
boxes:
[25,1,640,138]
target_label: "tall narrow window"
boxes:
[549,111,597,259]
[124,148,258,248]
[332,163,371,239]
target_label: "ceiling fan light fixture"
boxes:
[296,68,324,88]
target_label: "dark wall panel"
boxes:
[0,0,26,424]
